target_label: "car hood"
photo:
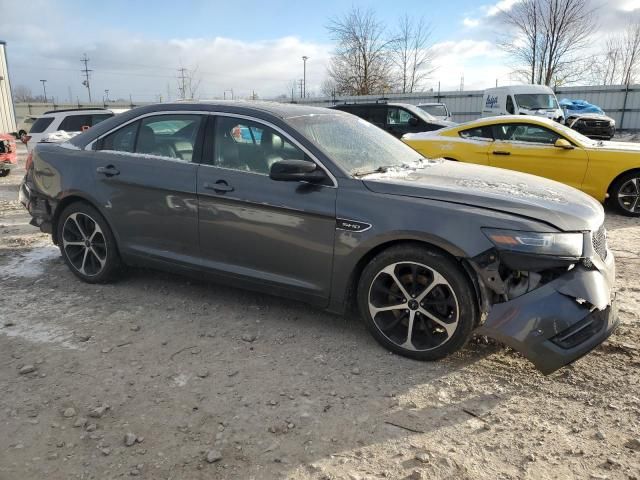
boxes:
[362,160,604,232]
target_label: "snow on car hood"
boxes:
[362,160,604,232]
[594,140,640,152]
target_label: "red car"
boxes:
[0,133,17,177]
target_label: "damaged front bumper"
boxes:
[474,250,617,375]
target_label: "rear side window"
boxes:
[59,115,92,132]
[460,126,493,140]
[367,106,387,127]
[29,117,55,133]
[101,121,139,152]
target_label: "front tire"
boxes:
[357,244,477,361]
[610,172,640,217]
[57,202,121,283]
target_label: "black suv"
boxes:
[331,101,455,138]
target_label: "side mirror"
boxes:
[408,117,419,127]
[554,138,574,149]
[269,159,327,183]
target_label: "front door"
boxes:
[92,113,204,262]
[197,115,337,305]
[489,123,589,190]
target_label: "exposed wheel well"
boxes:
[607,168,640,199]
[443,157,458,162]
[345,239,481,316]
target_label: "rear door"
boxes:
[196,114,337,304]
[488,123,589,189]
[92,112,205,263]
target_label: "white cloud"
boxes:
[486,0,522,16]
[620,0,640,11]
[429,39,512,91]
[463,18,480,28]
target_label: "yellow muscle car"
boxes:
[402,115,640,216]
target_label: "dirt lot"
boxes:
[1,145,639,480]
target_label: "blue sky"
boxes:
[1,0,638,102]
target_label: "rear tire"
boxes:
[57,202,121,283]
[0,169,9,177]
[357,244,477,361]
[610,172,640,217]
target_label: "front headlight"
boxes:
[482,228,583,257]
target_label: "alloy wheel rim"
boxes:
[618,177,640,213]
[368,262,459,352]
[62,212,107,276]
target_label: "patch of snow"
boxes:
[59,142,81,150]
[172,373,190,387]
[1,245,60,280]
[454,178,566,203]
[41,131,81,143]
[2,320,80,350]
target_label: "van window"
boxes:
[515,94,559,110]
[506,96,515,115]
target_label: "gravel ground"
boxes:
[1,145,639,480]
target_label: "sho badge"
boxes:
[336,218,372,232]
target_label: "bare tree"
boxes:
[326,8,394,95]
[591,18,640,85]
[499,0,597,86]
[391,15,435,93]
[13,85,34,102]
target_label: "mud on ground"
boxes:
[1,146,639,480]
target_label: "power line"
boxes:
[81,53,93,102]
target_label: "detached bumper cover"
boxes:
[19,180,54,234]
[476,254,617,375]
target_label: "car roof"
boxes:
[68,101,350,148]
[334,101,416,108]
[484,85,554,94]
[455,115,560,129]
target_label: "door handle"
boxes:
[96,165,120,176]
[204,180,234,193]
[492,151,511,156]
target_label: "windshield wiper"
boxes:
[352,166,391,177]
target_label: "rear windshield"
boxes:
[30,117,55,133]
[419,105,448,117]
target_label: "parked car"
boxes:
[566,113,615,140]
[330,101,455,138]
[17,115,40,139]
[402,115,640,216]
[24,108,115,152]
[417,102,451,121]
[20,102,617,374]
[0,133,17,177]
[482,85,564,122]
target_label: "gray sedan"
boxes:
[19,101,618,374]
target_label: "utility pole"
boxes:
[177,68,188,99]
[298,79,303,99]
[40,79,47,103]
[302,56,309,98]
[104,89,109,103]
[80,53,92,102]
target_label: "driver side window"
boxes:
[213,117,308,175]
[387,107,416,126]
[494,123,561,145]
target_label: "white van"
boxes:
[482,85,564,122]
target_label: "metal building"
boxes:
[0,41,17,133]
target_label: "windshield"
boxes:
[551,121,598,146]
[515,94,559,110]
[402,103,436,122]
[287,113,425,175]
[419,105,447,117]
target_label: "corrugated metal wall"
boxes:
[298,84,640,129]
[0,42,17,133]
